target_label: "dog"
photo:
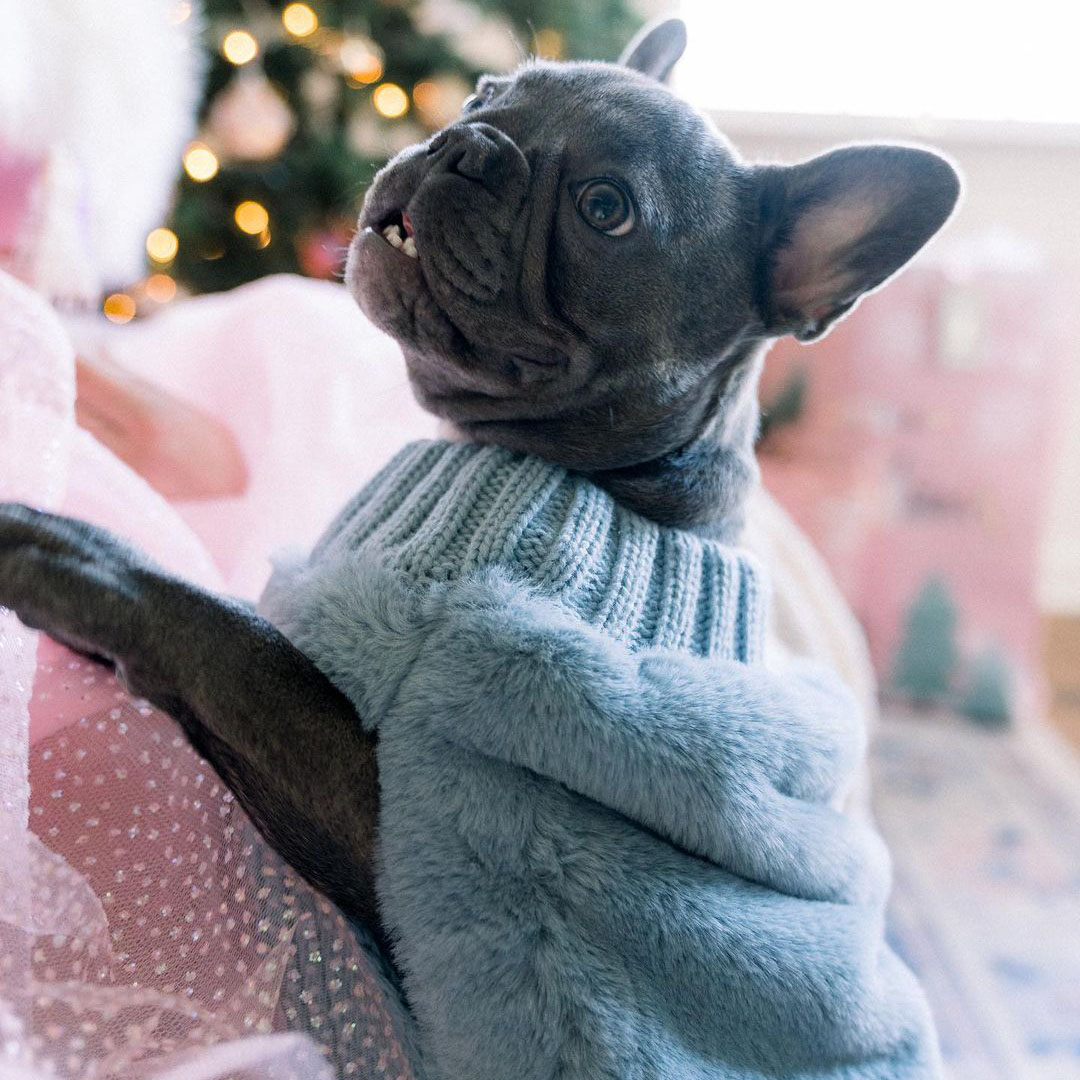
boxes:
[0,17,958,1076]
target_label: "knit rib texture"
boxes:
[313,440,767,663]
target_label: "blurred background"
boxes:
[1,2,1078,1077]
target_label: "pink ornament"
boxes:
[296,223,353,279]
[206,70,295,161]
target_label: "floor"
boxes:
[873,709,1080,1079]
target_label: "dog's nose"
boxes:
[426,122,523,194]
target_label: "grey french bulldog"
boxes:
[0,16,959,1068]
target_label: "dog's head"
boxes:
[346,18,960,529]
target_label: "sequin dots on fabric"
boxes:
[25,650,415,1080]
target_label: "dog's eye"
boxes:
[575,180,635,236]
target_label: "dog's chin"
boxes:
[346,227,462,354]
[346,244,705,475]
[347,225,582,400]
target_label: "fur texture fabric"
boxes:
[260,440,942,1080]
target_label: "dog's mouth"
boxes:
[373,208,418,260]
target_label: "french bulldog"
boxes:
[0,15,958,968]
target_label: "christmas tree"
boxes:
[960,646,1013,729]
[891,575,959,706]
[135,0,646,303]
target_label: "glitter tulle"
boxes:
[23,659,413,1080]
[0,271,429,1079]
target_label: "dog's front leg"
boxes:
[0,504,384,940]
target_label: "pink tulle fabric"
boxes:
[1,271,438,1079]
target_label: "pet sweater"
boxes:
[259,439,942,1080]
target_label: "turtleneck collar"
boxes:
[310,440,767,663]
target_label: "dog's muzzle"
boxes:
[407,122,530,304]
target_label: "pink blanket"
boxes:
[1,270,434,1079]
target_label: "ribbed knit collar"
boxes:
[313,440,767,663]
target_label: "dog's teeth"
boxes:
[402,237,417,258]
[382,224,404,248]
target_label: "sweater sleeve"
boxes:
[410,572,888,907]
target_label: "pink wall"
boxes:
[718,117,1080,614]
[759,262,1072,683]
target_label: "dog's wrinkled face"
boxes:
[347,58,749,471]
[346,18,960,526]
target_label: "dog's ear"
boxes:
[618,17,687,84]
[755,146,961,342]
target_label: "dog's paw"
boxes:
[0,503,155,665]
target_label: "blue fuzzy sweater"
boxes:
[259,440,942,1080]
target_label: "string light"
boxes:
[169,1,192,24]
[373,83,409,119]
[183,142,219,182]
[412,81,440,113]
[256,228,272,249]
[222,30,259,65]
[145,274,177,303]
[234,200,270,235]
[532,28,564,59]
[103,293,136,324]
[146,227,179,263]
[282,3,318,37]
[411,75,471,129]
[340,40,382,85]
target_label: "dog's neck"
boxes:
[591,340,766,541]
[439,340,767,543]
